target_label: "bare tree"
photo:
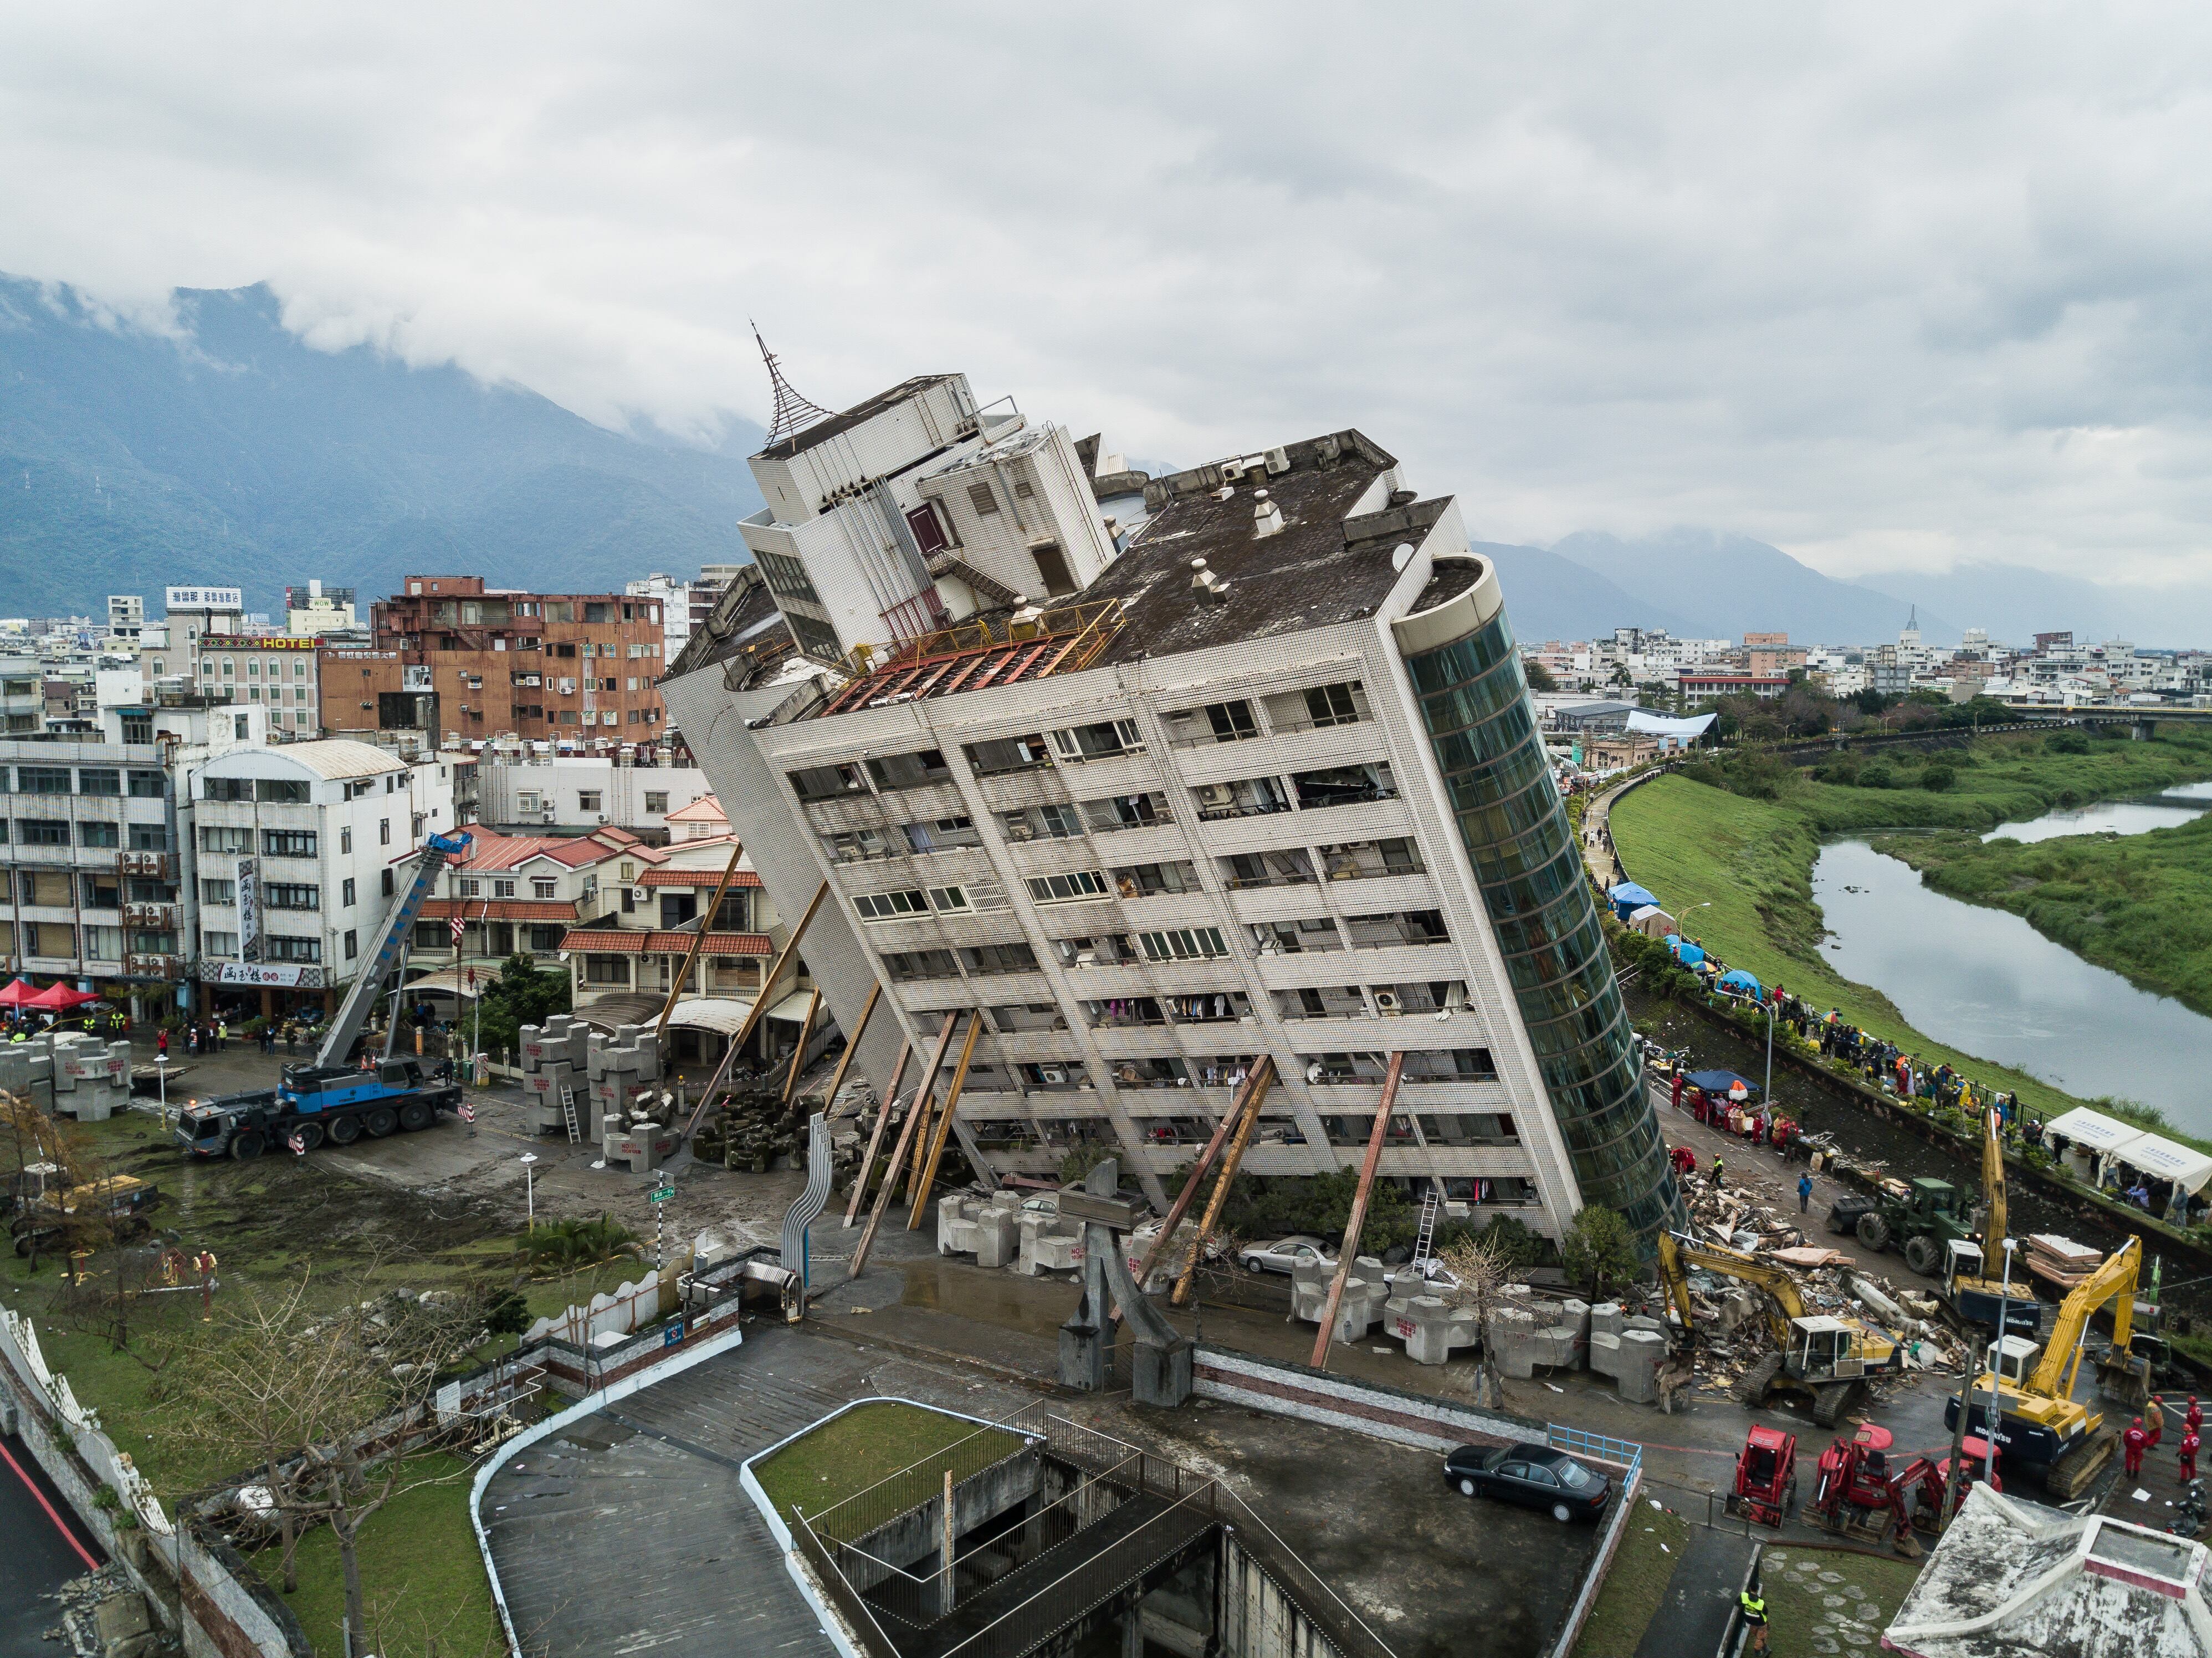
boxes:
[158,1269,489,1651]
[1437,1235,1514,1410]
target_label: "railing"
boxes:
[1085,807,1173,835]
[829,597,1128,686]
[792,1517,905,1658]
[1213,1483,1401,1658]
[1546,1423,1645,1484]
[1268,711,1372,736]
[1196,799,1293,822]
[1225,871,1316,889]
[1168,727,1260,749]
[1320,861,1425,882]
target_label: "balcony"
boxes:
[1345,910,1450,950]
[1164,699,1259,750]
[122,902,180,929]
[1082,792,1174,835]
[1222,849,1316,890]
[1317,838,1425,882]
[1274,985,1370,1021]
[119,851,172,879]
[125,953,183,978]
[1251,919,1345,956]
[1192,776,1291,822]
[1291,764,1397,811]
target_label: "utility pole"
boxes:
[1944,1331,1986,1523]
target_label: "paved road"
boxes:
[0,1431,101,1658]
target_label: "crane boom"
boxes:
[2029,1235,2140,1401]
[311,831,473,1070]
[1981,1106,2007,1260]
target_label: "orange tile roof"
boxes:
[455,828,668,872]
[636,868,762,888]
[561,928,771,956]
[421,899,579,922]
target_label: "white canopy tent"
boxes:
[2045,1104,2212,1197]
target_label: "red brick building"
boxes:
[324,575,670,743]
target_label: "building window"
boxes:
[202,879,235,905]
[377,817,390,846]
[928,886,971,913]
[644,792,668,813]
[128,822,167,851]
[577,791,602,812]
[344,929,358,959]
[853,889,929,922]
[264,934,321,963]
[342,877,356,907]
[78,821,120,848]
[127,770,163,798]
[78,768,121,797]
[255,779,310,804]
[18,766,70,794]
[494,879,516,899]
[459,877,481,897]
[1138,927,1230,963]
[381,868,394,897]
[265,883,320,910]
[19,820,69,846]
[1013,479,1034,499]
[201,930,239,958]
[531,878,557,899]
[967,482,1000,516]
[200,826,252,854]
[1025,871,1110,905]
[584,954,630,984]
[262,830,318,858]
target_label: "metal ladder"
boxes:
[559,1085,582,1145]
[1414,1185,1442,1267]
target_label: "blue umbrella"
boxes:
[1665,935,1706,967]
[1686,1069,1758,1095]
[1718,969,1763,997]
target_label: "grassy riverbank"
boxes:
[1874,810,2212,1020]
[1608,773,2095,1122]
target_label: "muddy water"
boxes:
[1981,777,2212,843]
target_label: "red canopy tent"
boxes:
[25,982,101,1011]
[0,979,39,1007]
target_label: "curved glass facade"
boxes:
[1401,602,1684,1240]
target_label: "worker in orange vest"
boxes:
[2124,1418,2150,1479]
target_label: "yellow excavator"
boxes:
[1940,1107,2042,1338]
[1657,1232,1905,1426]
[1944,1234,2152,1500]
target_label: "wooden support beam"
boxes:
[1310,1052,1406,1369]
[1128,1061,1276,1297]
[906,1013,983,1230]
[814,982,880,1122]
[779,990,822,1108]
[676,879,828,1141]
[847,1014,955,1278]
[898,1012,964,1203]
[841,1038,908,1227]
[1171,1057,1275,1306]
[653,840,747,1040]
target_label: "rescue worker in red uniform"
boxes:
[2124,1417,2150,1479]
[1672,1071,1686,1112]
[2188,1396,2204,1439]
[2182,1429,2201,1485]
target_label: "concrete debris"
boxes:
[44,1567,175,1658]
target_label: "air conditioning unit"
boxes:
[1041,1067,1066,1084]
[1264,446,1289,475]
[1220,458,1246,483]
[1197,783,1235,808]
[630,886,648,904]
[1074,949,1097,968]
[1374,991,1401,1014]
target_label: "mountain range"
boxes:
[0,275,766,617]
[2,273,2203,648]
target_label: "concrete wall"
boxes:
[1218,1528,1341,1658]
[836,1447,1042,1592]
[1191,1344,1546,1455]
[0,1308,312,1658]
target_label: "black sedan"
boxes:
[1442,1442,1612,1523]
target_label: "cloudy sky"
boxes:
[8,5,2212,591]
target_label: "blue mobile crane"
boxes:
[178,831,474,1159]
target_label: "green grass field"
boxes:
[751,1401,1027,1528]
[1756,1546,1924,1656]
[1569,1501,1688,1657]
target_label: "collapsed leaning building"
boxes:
[659,368,1684,1243]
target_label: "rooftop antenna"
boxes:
[753,322,834,448]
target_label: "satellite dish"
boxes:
[1391,542,1415,571]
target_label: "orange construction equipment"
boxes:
[1727,1424,1799,1528]
[1310,1053,1405,1368]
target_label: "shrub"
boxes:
[523,1214,637,1271]
[1921,764,1956,792]
[1560,1206,1638,1298]
[2046,730,2090,755]
[1858,761,1893,789]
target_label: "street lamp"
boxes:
[519,1152,539,1230]
[155,1053,170,1124]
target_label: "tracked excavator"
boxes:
[176,831,473,1160]
[1656,1231,1905,1427]
[1940,1106,2043,1338]
[1945,1234,2154,1500]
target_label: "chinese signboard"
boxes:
[211,963,313,987]
[165,586,244,611]
[236,858,260,963]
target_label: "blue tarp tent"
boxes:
[1717,969,1763,997]
[1608,881,1658,922]
[1664,934,1706,967]
[1686,1069,1758,1096]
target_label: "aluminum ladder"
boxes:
[1414,1185,1442,1268]
[559,1085,582,1145]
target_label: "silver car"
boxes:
[1239,1235,1338,1275]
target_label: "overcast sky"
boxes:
[8,6,2212,590]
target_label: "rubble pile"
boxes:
[690,1087,811,1172]
[44,1567,172,1658]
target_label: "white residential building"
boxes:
[665,412,1684,1245]
[190,740,459,1022]
[474,753,714,842]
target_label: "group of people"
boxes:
[2124,1396,2205,1487]
[153,1015,322,1061]
[5,1005,128,1041]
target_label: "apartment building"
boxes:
[191,740,459,1021]
[329,575,669,744]
[0,657,43,736]
[474,751,713,842]
[665,420,1683,1244]
[140,631,325,737]
[627,567,740,664]
[740,373,1119,659]
[107,596,145,646]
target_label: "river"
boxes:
[1812,784,2212,1134]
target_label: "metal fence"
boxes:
[1548,1422,1646,1484]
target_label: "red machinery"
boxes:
[1727,1424,1799,1528]
[1808,1425,2000,1553]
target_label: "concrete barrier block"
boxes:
[1612,1328,1667,1405]
[1589,1301,1623,1338]
[975,1209,1018,1269]
[1032,1231,1081,1272]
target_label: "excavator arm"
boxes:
[1658,1231,1807,1346]
[2029,1236,2141,1400]
[1981,1106,2007,1258]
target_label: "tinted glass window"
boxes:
[1555,1461,1594,1490]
